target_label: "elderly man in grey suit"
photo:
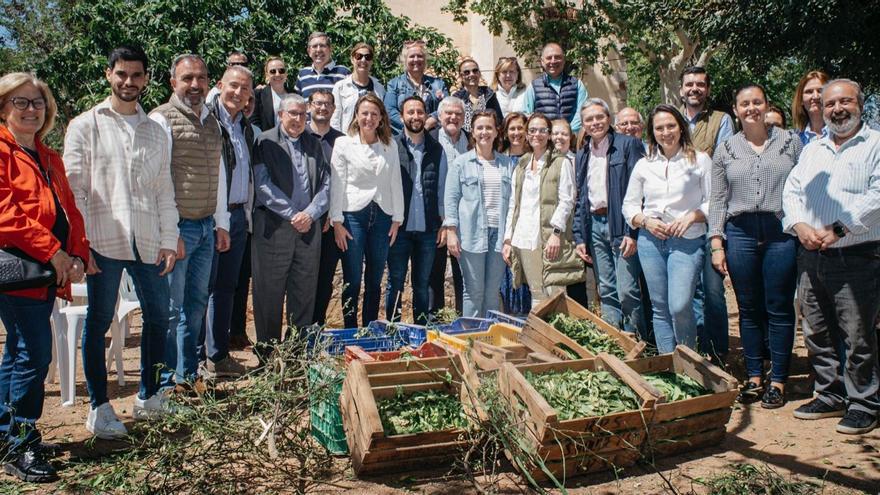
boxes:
[251,93,330,362]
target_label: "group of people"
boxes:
[0,31,878,483]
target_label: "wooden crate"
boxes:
[498,353,657,482]
[339,355,484,475]
[624,345,739,457]
[522,291,646,361]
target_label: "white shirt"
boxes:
[622,149,712,239]
[149,105,230,232]
[329,134,405,224]
[330,75,386,133]
[504,153,576,250]
[271,89,283,127]
[587,135,609,210]
[64,97,179,262]
[783,124,880,247]
[495,85,528,116]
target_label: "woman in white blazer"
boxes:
[331,43,386,132]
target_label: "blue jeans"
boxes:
[162,217,215,387]
[725,213,797,383]
[0,292,54,452]
[83,248,169,406]
[638,232,704,354]
[385,229,437,324]
[590,214,645,336]
[200,208,248,363]
[459,228,506,317]
[340,202,392,328]
[694,238,730,356]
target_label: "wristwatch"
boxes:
[552,227,562,236]
[832,221,847,238]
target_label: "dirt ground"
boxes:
[2,274,879,494]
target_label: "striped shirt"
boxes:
[64,97,179,262]
[480,159,503,228]
[782,124,880,247]
[294,61,350,98]
[708,127,803,238]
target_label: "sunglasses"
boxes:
[9,97,46,111]
[353,52,374,61]
[461,68,480,76]
[268,68,286,75]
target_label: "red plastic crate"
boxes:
[344,341,450,364]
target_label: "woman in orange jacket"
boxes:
[0,72,89,483]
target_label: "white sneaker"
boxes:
[133,391,174,420]
[86,402,127,439]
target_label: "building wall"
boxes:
[384,0,627,112]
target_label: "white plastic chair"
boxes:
[106,271,140,385]
[53,282,89,407]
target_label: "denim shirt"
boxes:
[384,73,448,135]
[443,150,513,253]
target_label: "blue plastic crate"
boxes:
[486,310,527,328]
[436,317,493,334]
[308,326,404,356]
[368,320,427,347]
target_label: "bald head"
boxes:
[541,43,565,78]
[615,107,644,138]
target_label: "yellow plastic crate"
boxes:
[427,323,522,352]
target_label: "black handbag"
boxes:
[0,247,56,292]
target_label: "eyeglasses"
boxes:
[283,110,306,118]
[353,52,373,61]
[8,97,46,111]
[310,101,333,108]
[268,68,286,75]
[461,68,480,76]
[527,127,550,135]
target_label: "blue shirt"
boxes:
[217,104,250,205]
[798,126,827,145]
[405,137,426,232]
[294,61,350,99]
[282,133,313,216]
[523,76,588,132]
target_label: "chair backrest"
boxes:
[120,271,138,302]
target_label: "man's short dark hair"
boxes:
[308,88,334,104]
[681,66,710,86]
[401,95,426,112]
[108,45,149,73]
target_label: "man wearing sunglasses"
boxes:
[294,32,350,99]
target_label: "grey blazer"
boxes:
[252,125,331,243]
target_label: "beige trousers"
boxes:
[517,247,565,309]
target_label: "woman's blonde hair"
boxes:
[791,70,830,131]
[399,40,428,68]
[347,93,392,145]
[491,57,524,91]
[0,72,58,139]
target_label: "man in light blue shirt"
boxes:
[523,43,588,133]
[784,79,880,435]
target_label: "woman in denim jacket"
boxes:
[444,111,513,317]
[383,40,448,135]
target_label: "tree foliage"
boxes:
[1,0,460,136]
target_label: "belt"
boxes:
[591,207,608,216]
[815,241,880,258]
[228,203,245,211]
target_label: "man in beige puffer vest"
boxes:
[149,54,230,392]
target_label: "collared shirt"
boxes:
[294,61,351,99]
[64,97,179,261]
[708,127,803,238]
[798,125,827,145]
[149,104,230,232]
[587,135,609,211]
[782,124,880,247]
[217,104,250,206]
[504,152,576,249]
[405,136,427,232]
[282,130,311,195]
[685,108,734,149]
[523,76,589,132]
[329,134,405,223]
[495,85,527,116]
[622,150,712,239]
[436,128,468,215]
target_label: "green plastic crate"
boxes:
[308,363,348,455]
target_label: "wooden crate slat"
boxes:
[650,427,726,457]
[371,381,451,398]
[360,356,457,374]
[650,408,733,439]
[532,428,646,461]
[367,368,459,387]
[672,345,739,392]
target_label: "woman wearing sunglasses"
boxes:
[452,56,503,134]
[331,43,386,133]
[250,56,289,131]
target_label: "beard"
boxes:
[113,86,141,102]
[182,93,205,108]
[404,120,425,134]
[825,110,861,136]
